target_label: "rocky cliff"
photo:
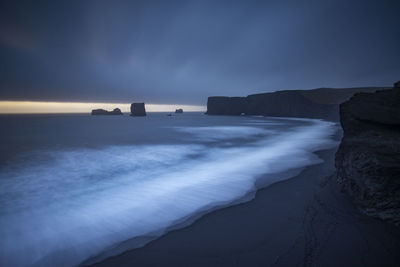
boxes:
[335,82,400,225]
[130,103,146,116]
[207,87,382,121]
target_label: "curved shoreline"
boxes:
[0,116,337,267]
[89,144,400,266]
[82,165,312,266]
[81,122,338,266]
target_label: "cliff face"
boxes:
[207,87,381,121]
[207,92,336,119]
[206,96,246,115]
[335,83,400,225]
[246,91,337,119]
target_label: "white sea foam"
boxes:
[0,119,337,267]
[173,126,269,141]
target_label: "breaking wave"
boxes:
[0,119,336,266]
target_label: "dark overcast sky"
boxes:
[0,0,399,105]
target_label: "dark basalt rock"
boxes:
[91,109,108,115]
[246,91,336,119]
[91,108,123,115]
[206,96,246,115]
[335,84,400,225]
[110,108,123,115]
[175,109,183,113]
[207,92,336,119]
[130,103,146,116]
[206,87,382,121]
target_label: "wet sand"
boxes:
[88,147,400,267]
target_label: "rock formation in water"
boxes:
[206,87,383,121]
[110,108,123,115]
[91,108,123,115]
[130,103,146,116]
[335,81,400,225]
[175,108,183,114]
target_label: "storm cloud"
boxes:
[0,0,399,105]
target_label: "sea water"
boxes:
[0,113,337,266]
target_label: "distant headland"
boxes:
[206,86,386,121]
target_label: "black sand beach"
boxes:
[2,1,400,266]
[89,145,400,267]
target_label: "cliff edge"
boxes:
[335,81,400,225]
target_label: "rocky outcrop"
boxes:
[91,108,123,115]
[335,83,400,225]
[207,97,247,115]
[175,109,183,114]
[110,108,123,115]
[206,87,382,121]
[130,103,146,116]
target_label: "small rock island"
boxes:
[91,108,123,115]
[131,103,146,116]
[175,108,183,114]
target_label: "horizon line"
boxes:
[0,101,206,114]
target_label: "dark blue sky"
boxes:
[0,0,399,105]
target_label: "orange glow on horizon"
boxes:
[0,101,206,114]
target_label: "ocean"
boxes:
[0,112,337,266]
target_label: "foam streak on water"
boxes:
[0,119,336,266]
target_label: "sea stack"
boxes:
[110,108,123,115]
[335,82,400,225]
[91,108,123,115]
[175,108,183,114]
[130,103,146,116]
